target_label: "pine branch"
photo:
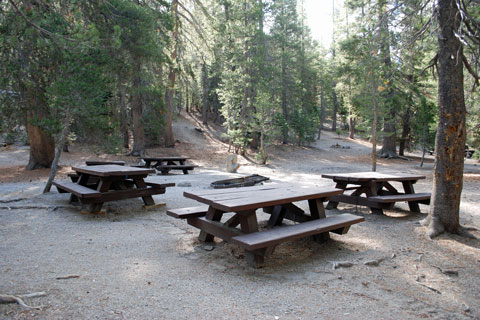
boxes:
[422,53,438,79]
[462,54,480,91]
[8,0,75,42]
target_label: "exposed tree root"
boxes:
[379,154,410,161]
[458,226,478,239]
[427,218,445,239]
[0,292,46,309]
[427,218,478,240]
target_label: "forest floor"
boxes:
[1,112,480,319]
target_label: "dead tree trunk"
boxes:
[44,114,71,193]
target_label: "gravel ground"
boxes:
[1,114,479,319]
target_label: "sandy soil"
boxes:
[1,112,479,319]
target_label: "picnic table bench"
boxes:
[322,172,431,215]
[139,157,198,175]
[167,184,364,268]
[54,164,174,213]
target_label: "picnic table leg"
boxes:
[367,181,385,215]
[326,182,347,209]
[88,179,112,213]
[132,178,155,206]
[70,173,91,203]
[238,210,265,268]
[268,205,286,227]
[308,198,330,243]
[199,207,224,242]
[402,181,421,213]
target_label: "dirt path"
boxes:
[1,113,479,319]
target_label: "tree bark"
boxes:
[201,62,208,124]
[348,115,355,139]
[185,78,190,113]
[378,0,397,158]
[163,0,178,148]
[332,86,339,132]
[119,84,129,149]
[318,83,325,140]
[131,65,146,157]
[427,0,466,237]
[379,109,397,157]
[370,70,378,172]
[25,88,55,170]
[399,107,411,156]
[281,45,288,144]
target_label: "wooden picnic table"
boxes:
[321,172,431,215]
[54,164,174,213]
[139,156,198,175]
[167,184,364,268]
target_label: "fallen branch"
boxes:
[431,265,459,276]
[55,274,80,280]
[417,283,441,294]
[0,291,46,309]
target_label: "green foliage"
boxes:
[290,108,317,145]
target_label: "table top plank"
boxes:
[141,156,189,161]
[184,184,343,212]
[321,171,425,182]
[72,164,155,177]
[185,184,285,198]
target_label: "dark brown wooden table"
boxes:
[139,157,197,174]
[54,165,174,213]
[321,172,431,215]
[169,184,364,267]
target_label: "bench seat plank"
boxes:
[144,181,175,189]
[368,193,431,203]
[167,206,209,219]
[53,181,101,198]
[231,213,365,250]
[156,165,198,170]
[85,160,125,166]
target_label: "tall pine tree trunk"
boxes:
[399,107,411,156]
[131,66,146,157]
[25,87,54,170]
[119,84,129,149]
[378,0,397,158]
[427,0,466,237]
[348,115,355,139]
[163,0,178,148]
[331,87,339,132]
[281,45,288,144]
[201,62,208,124]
